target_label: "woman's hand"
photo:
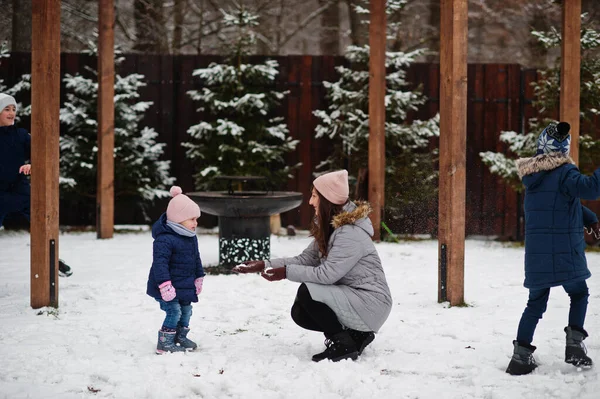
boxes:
[232,260,265,273]
[19,164,31,175]
[261,267,286,282]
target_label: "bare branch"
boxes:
[277,0,337,49]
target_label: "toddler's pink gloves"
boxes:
[159,281,176,301]
[195,277,204,295]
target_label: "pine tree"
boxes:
[313,0,439,234]
[184,6,298,191]
[480,14,600,191]
[59,44,174,220]
[0,41,31,118]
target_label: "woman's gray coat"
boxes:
[267,201,392,332]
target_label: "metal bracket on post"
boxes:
[97,204,101,239]
[49,239,56,304]
[440,243,447,302]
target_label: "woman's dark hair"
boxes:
[309,188,346,257]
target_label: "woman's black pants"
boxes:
[290,283,344,336]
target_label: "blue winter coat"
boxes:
[146,213,205,302]
[0,125,31,224]
[516,153,600,289]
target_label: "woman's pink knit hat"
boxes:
[313,170,349,205]
[166,186,201,223]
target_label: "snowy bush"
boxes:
[480,14,600,191]
[59,43,174,220]
[313,0,439,234]
[0,41,31,119]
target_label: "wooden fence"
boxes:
[2,53,593,239]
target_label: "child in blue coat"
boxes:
[0,93,72,277]
[147,186,205,354]
[0,94,31,228]
[506,122,600,375]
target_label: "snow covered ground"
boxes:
[1,229,599,399]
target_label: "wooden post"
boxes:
[438,0,467,305]
[97,0,115,238]
[368,0,386,241]
[30,0,60,308]
[560,0,581,165]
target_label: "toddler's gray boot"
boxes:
[156,330,186,354]
[176,326,198,351]
[506,341,538,375]
[565,326,593,368]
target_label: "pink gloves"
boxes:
[194,277,204,295]
[159,278,203,301]
[159,281,176,301]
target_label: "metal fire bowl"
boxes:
[187,191,303,217]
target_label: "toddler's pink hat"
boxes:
[166,186,201,223]
[313,170,349,205]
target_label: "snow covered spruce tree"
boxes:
[184,7,298,191]
[313,0,439,235]
[480,15,600,191]
[60,44,174,222]
[0,41,31,118]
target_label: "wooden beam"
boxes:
[438,0,467,305]
[368,0,386,242]
[97,0,115,238]
[30,0,60,308]
[560,0,581,164]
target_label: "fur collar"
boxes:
[515,152,575,179]
[332,201,372,228]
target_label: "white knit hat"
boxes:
[0,93,17,112]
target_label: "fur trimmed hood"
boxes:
[332,201,373,234]
[515,152,575,179]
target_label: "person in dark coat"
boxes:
[147,186,205,354]
[0,93,73,277]
[0,93,31,228]
[506,122,600,375]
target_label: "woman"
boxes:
[234,170,392,362]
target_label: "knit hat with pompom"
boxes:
[166,186,201,223]
[536,122,571,156]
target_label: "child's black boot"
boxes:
[565,326,593,368]
[58,259,73,277]
[506,340,538,375]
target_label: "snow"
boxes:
[1,230,599,399]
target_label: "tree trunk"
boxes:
[12,0,32,52]
[319,0,340,55]
[426,0,440,62]
[133,0,168,53]
[172,0,186,54]
[345,0,367,46]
